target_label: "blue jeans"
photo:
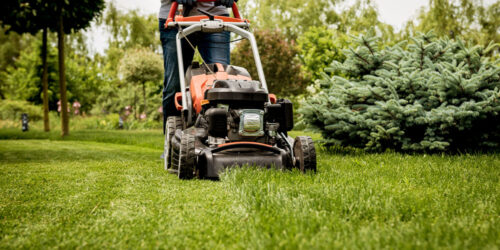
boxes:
[159,19,230,133]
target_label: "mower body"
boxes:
[164,1,316,179]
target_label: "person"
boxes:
[159,0,237,133]
[72,100,81,115]
[57,100,70,114]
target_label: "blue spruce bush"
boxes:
[300,32,500,152]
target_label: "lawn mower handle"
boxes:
[170,0,269,123]
[168,0,242,20]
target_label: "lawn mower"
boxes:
[163,0,316,179]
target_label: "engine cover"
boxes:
[206,80,268,103]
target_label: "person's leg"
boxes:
[198,31,231,65]
[159,19,195,133]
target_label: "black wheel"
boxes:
[293,136,317,172]
[164,116,182,170]
[169,129,182,174]
[178,133,196,179]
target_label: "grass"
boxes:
[0,128,499,249]
[0,128,162,149]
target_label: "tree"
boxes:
[92,3,160,82]
[237,0,395,40]
[335,0,396,42]
[1,0,104,135]
[102,3,159,52]
[231,29,309,97]
[1,38,59,109]
[0,26,33,100]
[405,0,500,53]
[51,0,105,136]
[235,0,396,96]
[1,0,54,131]
[118,48,163,117]
[237,0,344,39]
[300,32,500,152]
[297,26,350,81]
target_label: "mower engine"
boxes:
[203,79,285,144]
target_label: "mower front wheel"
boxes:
[178,133,196,179]
[293,136,317,172]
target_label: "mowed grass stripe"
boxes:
[0,140,244,248]
[0,137,499,249]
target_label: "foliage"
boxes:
[405,0,500,53]
[116,48,162,116]
[92,80,163,122]
[238,0,395,40]
[1,0,50,35]
[300,32,500,152]
[1,0,106,135]
[1,36,105,113]
[97,3,160,78]
[0,112,163,131]
[235,0,396,95]
[1,0,105,34]
[0,27,33,99]
[0,130,499,248]
[0,99,42,121]
[237,0,344,39]
[335,0,396,41]
[297,26,350,81]
[1,36,58,106]
[64,51,106,112]
[231,29,309,97]
[103,3,159,52]
[119,48,163,85]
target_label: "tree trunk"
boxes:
[133,91,137,120]
[42,27,50,132]
[142,82,147,115]
[58,13,69,136]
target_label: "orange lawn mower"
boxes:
[164,0,317,179]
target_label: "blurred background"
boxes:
[0,0,498,132]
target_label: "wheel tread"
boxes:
[294,136,317,172]
[164,116,182,170]
[178,133,196,179]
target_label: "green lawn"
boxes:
[0,129,499,249]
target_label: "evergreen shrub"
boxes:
[300,32,500,151]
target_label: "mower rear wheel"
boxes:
[178,133,196,179]
[164,116,182,170]
[293,136,317,172]
[169,129,182,174]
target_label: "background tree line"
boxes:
[0,0,498,137]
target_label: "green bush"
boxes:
[66,114,161,130]
[69,114,161,130]
[297,26,350,81]
[300,32,500,152]
[0,100,42,121]
[231,29,309,97]
[70,114,121,130]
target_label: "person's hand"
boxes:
[215,0,237,7]
[175,0,197,6]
